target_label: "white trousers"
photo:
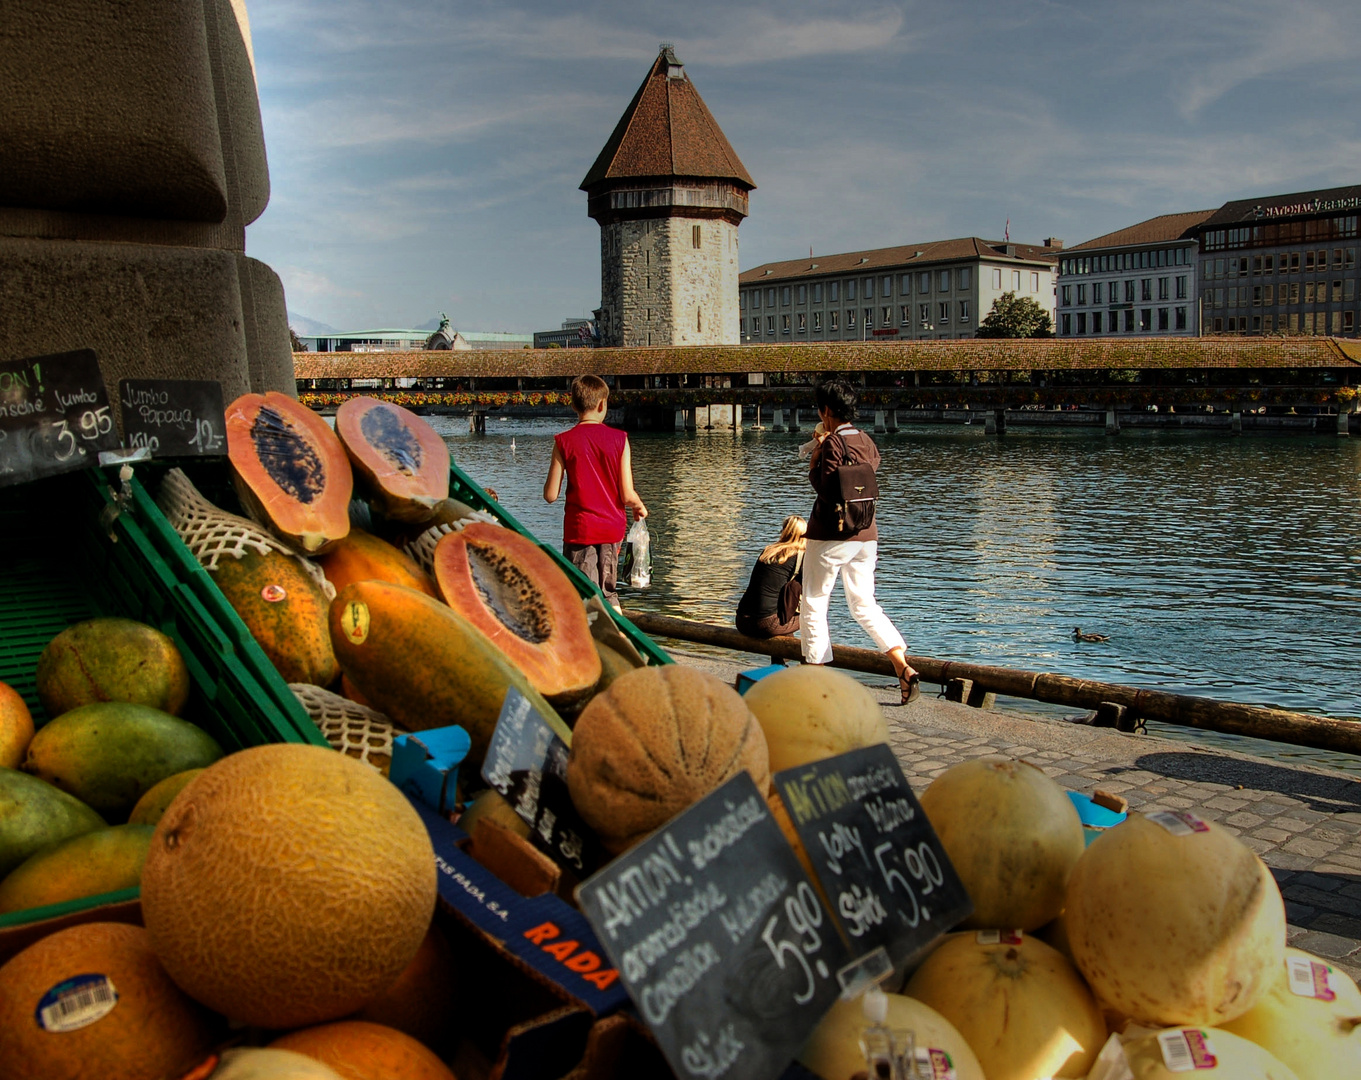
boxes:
[800,539,906,665]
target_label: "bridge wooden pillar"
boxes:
[674,408,685,431]
[732,403,742,434]
[984,410,1006,435]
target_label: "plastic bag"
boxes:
[619,518,652,589]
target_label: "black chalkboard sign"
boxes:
[118,379,227,458]
[773,744,972,972]
[481,687,606,876]
[578,772,851,1080]
[0,350,121,488]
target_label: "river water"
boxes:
[431,415,1361,768]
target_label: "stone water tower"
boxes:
[581,46,754,348]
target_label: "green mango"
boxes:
[0,767,106,879]
[0,823,153,915]
[23,703,223,822]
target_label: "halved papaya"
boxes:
[431,523,602,711]
[226,392,352,554]
[314,529,438,599]
[335,398,449,523]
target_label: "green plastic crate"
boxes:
[0,466,325,932]
[446,457,671,666]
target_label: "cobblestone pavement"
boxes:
[668,645,1361,982]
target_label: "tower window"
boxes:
[692,225,702,248]
[697,309,702,331]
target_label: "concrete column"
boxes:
[984,410,1006,435]
[1339,406,1352,436]
[684,408,697,432]
[772,408,786,433]
[886,409,900,433]
[873,409,886,433]
[752,406,765,430]
[674,408,685,432]
[1231,410,1242,434]
[788,408,802,433]
[733,403,742,433]
[1105,408,1120,435]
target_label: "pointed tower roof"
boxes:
[580,46,755,192]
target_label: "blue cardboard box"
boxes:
[736,663,788,695]
[390,726,472,815]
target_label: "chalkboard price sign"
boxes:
[118,379,227,458]
[482,687,606,876]
[773,744,972,971]
[578,771,850,1080]
[0,350,121,488]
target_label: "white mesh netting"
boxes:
[403,510,500,575]
[289,683,407,775]
[158,469,335,599]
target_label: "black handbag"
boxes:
[777,552,804,624]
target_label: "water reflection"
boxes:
[431,416,1361,723]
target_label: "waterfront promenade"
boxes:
[673,644,1361,981]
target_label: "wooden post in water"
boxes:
[620,610,1361,757]
[886,408,900,433]
[1106,408,1120,435]
[1339,406,1351,436]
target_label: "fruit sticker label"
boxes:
[913,1047,957,1080]
[340,600,370,645]
[1286,955,1336,1001]
[1147,811,1211,837]
[1156,1029,1217,1072]
[35,974,118,1032]
[260,584,287,603]
[975,930,1022,945]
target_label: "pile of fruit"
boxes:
[0,390,1356,1080]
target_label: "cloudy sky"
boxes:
[245,0,1361,335]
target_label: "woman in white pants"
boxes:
[800,377,920,704]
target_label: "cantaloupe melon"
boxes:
[1065,812,1285,1028]
[565,665,770,853]
[0,921,218,1080]
[140,744,437,1028]
[904,931,1107,1079]
[799,992,986,1080]
[1120,1026,1300,1079]
[353,921,461,1055]
[271,1019,456,1080]
[1219,947,1361,1080]
[0,680,34,769]
[919,756,1085,930]
[742,665,889,774]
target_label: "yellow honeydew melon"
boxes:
[905,930,1107,1079]
[919,756,1084,930]
[1219,947,1361,1080]
[210,1047,347,1080]
[799,992,986,1080]
[1120,1026,1300,1079]
[742,665,889,774]
[1065,811,1286,1028]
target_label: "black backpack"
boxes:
[823,430,879,536]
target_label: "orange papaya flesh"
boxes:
[210,550,339,687]
[315,529,438,599]
[431,523,602,711]
[335,397,449,523]
[328,581,570,772]
[226,392,352,554]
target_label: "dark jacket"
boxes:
[736,554,801,621]
[806,424,880,543]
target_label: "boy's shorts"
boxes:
[564,542,621,607]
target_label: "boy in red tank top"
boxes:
[543,375,647,610]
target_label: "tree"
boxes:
[975,291,1054,338]
[288,326,308,352]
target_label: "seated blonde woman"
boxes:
[735,516,807,639]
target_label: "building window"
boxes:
[750,290,760,309]
[830,310,839,331]
[1158,277,1169,300]
[1124,280,1135,302]
[847,280,857,301]
[1345,311,1355,332]
[692,224,702,248]
[813,283,823,303]
[797,312,807,333]
[1124,309,1135,332]
[846,309,856,327]
[881,275,893,297]
[1140,309,1151,331]
[781,314,790,334]
[1092,282,1103,304]
[1061,313,1072,335]
[958,300,970,322]
[1213,317,1224,333]
[1140,279,1152,301]
[1092,311,1102,333]
[797,285,807,304]
[1076,312,1087,334]
[829,281,840,301]
[766,288,776,307]
[918,303,930,326]
[1305,251,1316,272]
[1264,284,1274,305]
[959,268,971,289]
[900,305,911,325]
[813,311,822,332]
[1346,280,1356,302]
[1305,282,1316,304]
[901,274,912,294]
[1176,275,1187,299]
[1252,286,1262,306]
[1077,283,1087,305]
[1158,307,1169,331]
[1013,270,1022,290]
[781,287,791,307]
[1031,271,1040,292]
[938,302,950,323]
[919,272,931,293]
[864,278,874,299]
[864,307,874,328]
[1347,248,1356,269]
[881,306,891,326]
[740,291,747,309]
[1061,285,1072,306]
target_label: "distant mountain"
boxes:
[287,311,337,337]
[415,315,445,331]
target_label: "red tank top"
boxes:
[555,422,628,545]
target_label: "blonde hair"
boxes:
[760,515,807,564]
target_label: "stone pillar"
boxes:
[1105,408,1120,435]
[732,402,742,433]
[751,405,764,430]
[886,409,900,433]
[985,410,1006,435]
[674,408,686,431]
[873,409,886,433]
[1231,411,1243,434]
[1339,406,1352,436]
[772,408,786,432]
[788,408,802,433]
